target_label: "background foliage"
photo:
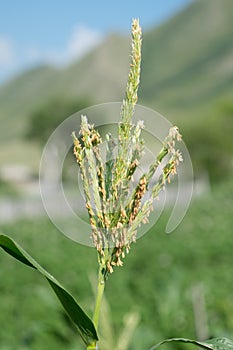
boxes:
[1,181,233,349]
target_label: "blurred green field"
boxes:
[0,180,232,350]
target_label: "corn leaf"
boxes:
[0,234,98,346]
[150,337,233,350]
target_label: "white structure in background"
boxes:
[0,164,31,183]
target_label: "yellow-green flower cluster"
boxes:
[72,19,182,277]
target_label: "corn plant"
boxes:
[0,19,232,350]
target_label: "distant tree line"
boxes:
[26,97,91,144]
[26,97,233,185]
[184,99,233,184]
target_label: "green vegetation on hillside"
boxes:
[0,178,19,197]
[26,97,91,144]
[182,98,233,183]
[140,0,233,110]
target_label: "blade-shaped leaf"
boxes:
[149,337,233,350]
[0,234,98,346]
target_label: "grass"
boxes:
[0,139,41,173]
[0,180,233,349]
[0,178,20,197]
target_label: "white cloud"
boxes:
[24,46,42,62]
[67,25,103,61]
[46,25,103,65]
[0,25,103,83]
[0,37,15,67]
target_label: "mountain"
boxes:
[0,34,130,142]
[0,0,232,178]
[140,0,233,117]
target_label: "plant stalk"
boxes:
[86,264,106,350]
[93,266,105,330]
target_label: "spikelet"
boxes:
[72,19,183,277]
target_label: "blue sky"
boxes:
[0,0,193,84]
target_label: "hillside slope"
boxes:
[0,0,232,177]
[0,34,130,142]
[140,0,233,115]
[1,0,233,138]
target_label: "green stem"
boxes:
[86,343,98,350]
[93,267,105,330]
[86,265,106,350]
